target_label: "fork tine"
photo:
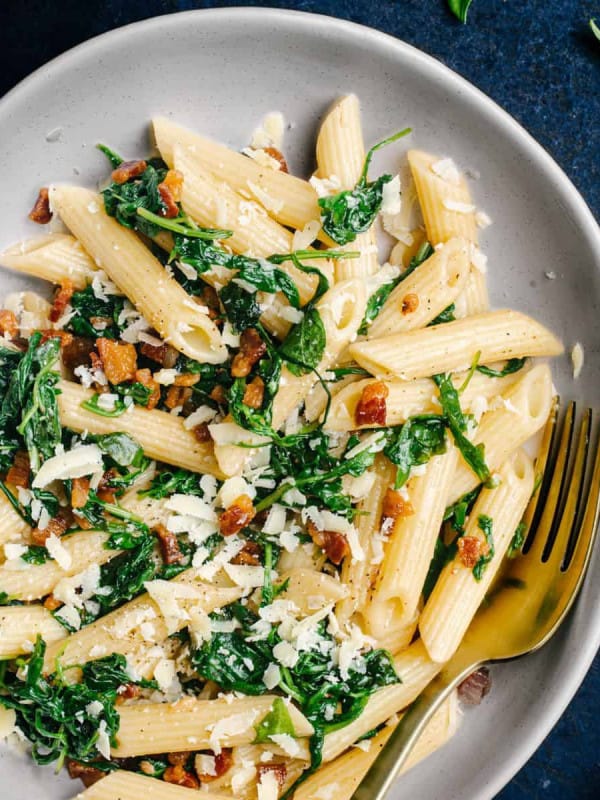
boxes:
[544,408,591,567]
[526,401,575,561]
[566,416,600,575]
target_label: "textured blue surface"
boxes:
[1,1,599,797]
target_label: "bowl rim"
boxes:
[0,7,598,798]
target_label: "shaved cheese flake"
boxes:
[380,175,401,215]
[443,199,475,214]
[262,663,281,690]
[165,494,216,521]
[431,158,461,185]
[251,112,285,150]
[219,476,256,507]
[32,444,103,488]
[247,180,284,214]
[241,146,282,172]
[571,342,584,379]
[292,219,321,251]
[208,710,259,754]
[224,563,267,590]
[45,534,72,571]
[269,733,300,757]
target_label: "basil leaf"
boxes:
[279,308,326,376]
[448,0,474,24]
[473,514,494,580]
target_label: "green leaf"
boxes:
[136,207,231,240]
[219,281,262,333]
[237,257,300,310]
[590,18,600,41]
[81,653,156,693]
[81,394,128,417]
[318,128,411,245]
[448,0,474,24]
[476,358,526,378]
[508,521,527,558]
[383,415,447,488]
[66,286,126,340]
[96,143,124,168]
[428,303,456,326]
[20,545,51,565]
[423,536,457,601]
[279,308,326,376]
[473,513,495,580]
[93,433,143,467]
[254,697,296,743]
[138,468,202,500]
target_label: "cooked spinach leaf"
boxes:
[473,514,494,580]
[66,286,126,340]
[96,143,124,168]
[508,521,527,558]
[219,281,262,333]
[318,128,411,245]
[20,545,52,565]
[102,161,168,237]
[423,535,457,601]
[279,308,326,376]
[428,303,456,326]
[138,468,203,500]
[476,358,526,378]
[383,415,448,489]
[80,653,156,693]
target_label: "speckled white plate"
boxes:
[0,8,598,800]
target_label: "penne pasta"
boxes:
[49,185,227,364]
[57,379,224,477]
[74,770,235,800]
[420,449,535,662]
[349,310,563,380]
[0,605,66,659]
[0,234,97,290]
[0,492,31,549]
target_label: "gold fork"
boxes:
[353,400,600,800]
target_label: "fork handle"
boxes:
[351,657,481,800]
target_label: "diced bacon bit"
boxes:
[355,380,389,427]
[116,683,141,702]
[173,373,200,387]
[231,540,263,566]
[458,535,489,569]
[401,292,419,315]
[381,489,415,525]
[458,667,492,705]
[28,187,53,224]
[196,749,234,782]
[0,309,18,339]
[167,752,194,767]
[231,328,266,378]
[154,523,185,565]
[219,494,256,536]
[31,510,71,546]
[96,337,138,384]
[70,477,91,509]
[6,451,30,489]
[135,368,161,410]
[158,169,184,218]
[111,159,147,185]
[163,764,199,789]
[263,147,289,173]
[66,759,105,788]
[192,423,212,443]
[62,336,95,372]
[307,521,350,566]
[242,376,265,409]
[49,279,74,323]
[95,468,119,505]
[165,385,193,410]
[209,385,227,405]
[37,329,74,347]
[43,594,62,612]
[140,340,178,367]
[257,763,287,789]
[198,285,221,321]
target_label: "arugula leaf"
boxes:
[358,242,434,334]
[428,303,456,326]
[0,636,120,767]
[473,514,494,580]
[423,536,457,601]
[448,0,473,24]
[138,468,203,500]
[383,415,447,489]
[229,350,282,438]
[81,653,156,693]
[96,143,124,168]
[443,487,481,535]
[279,308,326,376]
[81,394,129,418]
[219,281,262,333]
[508,521,527,558]
[254,697,296,743]
[318,128,411,245]
[66,286,126,340]
[171,234,233,276]
[103,161,170,237]
[80,382,151,418]
[20,545,52,565]
[433,373,492,486]
[476,358,526,378]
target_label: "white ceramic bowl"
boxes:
[0,9,598,800]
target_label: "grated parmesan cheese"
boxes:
[443,199,475,214]
[32,444,104,488]
[571,342,584,379]
[431,158,461,185]
[45,534,72,571]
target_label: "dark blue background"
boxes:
[1,1,599,797]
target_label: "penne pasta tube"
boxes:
[0,493,31,549]
[336,454,395,627]
[43,575,241,675]
[271,278,367,430]
[112,695,314,757]
[278,567,348,615]
[303,372,362,423]
[316,95,379,280]
[294,691,459,800]
[324,367,527,432]
[153,117,322,236]
[0,234,97,290]
[0,605,66,659]
[448,362,553,503]
[322,639,441,761]
[0,530,116,602]
[349,309,563,380]
[420,449,535,662]
[73,770,235,800]
[367,237,471,338]
[364,446,457,638]
[49,185,227,364]
[57,379,224,478]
